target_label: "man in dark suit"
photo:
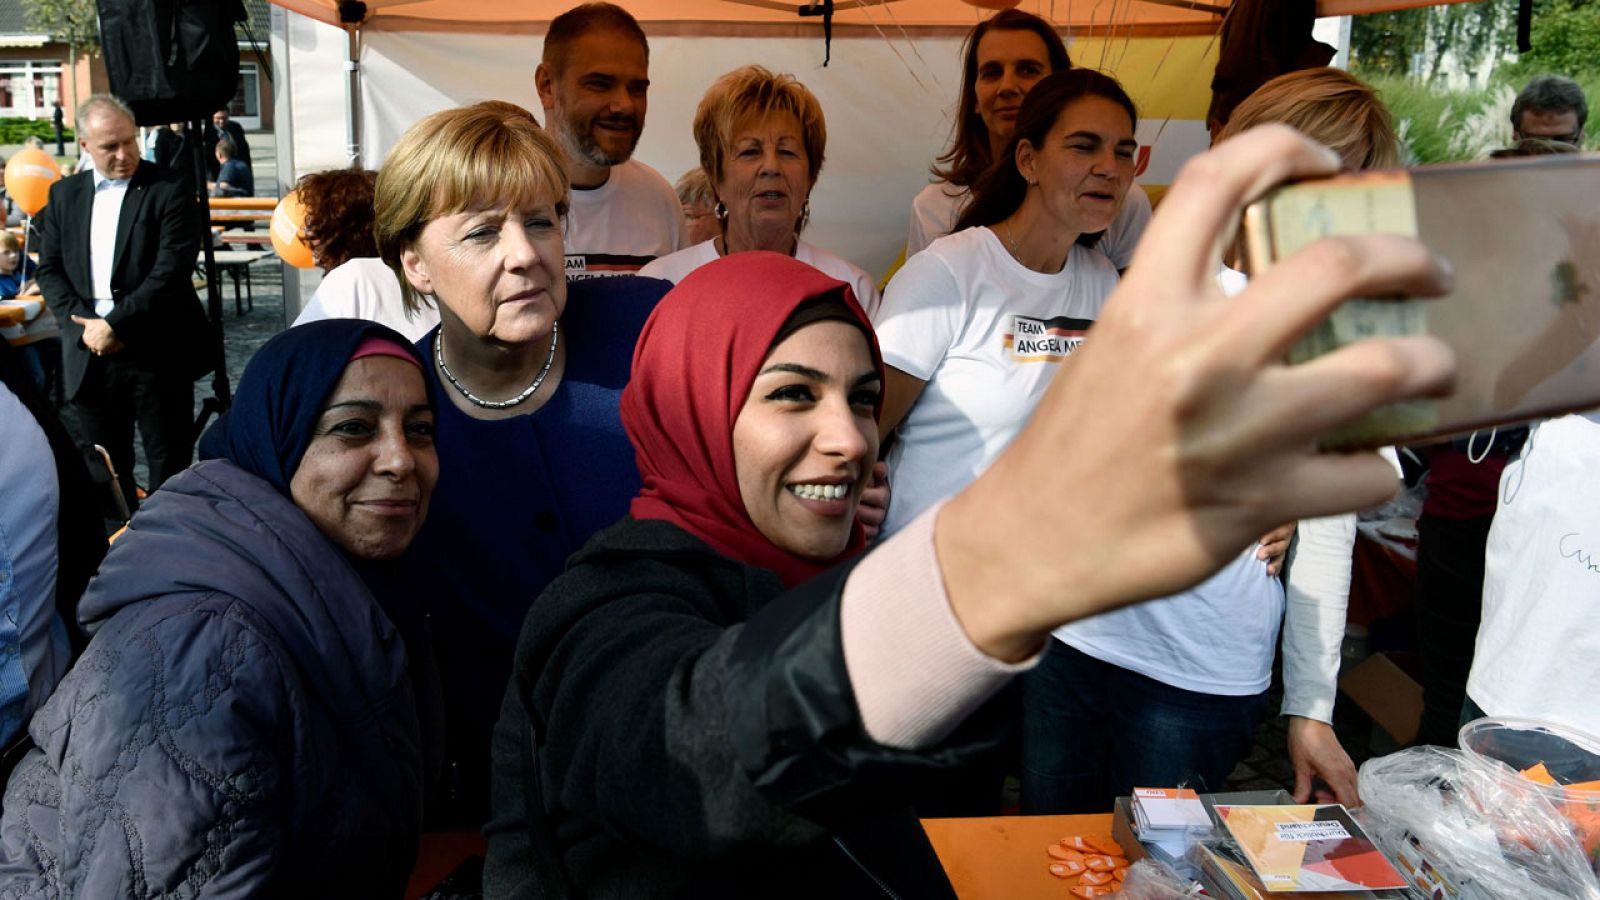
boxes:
[204,109,251,182]
[38,94,209,512]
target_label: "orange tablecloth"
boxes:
[924,813,1117,899]
[408,831,486,899]
[411,814,1119,898]
[0,302,23,327]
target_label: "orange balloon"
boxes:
[4,147,62,216]
[270,190,316,268]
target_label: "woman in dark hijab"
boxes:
[0,319,441,896]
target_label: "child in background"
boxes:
[0,230,61,393]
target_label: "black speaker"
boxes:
[98,0,248,126]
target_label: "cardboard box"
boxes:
[1338,651,1424,745]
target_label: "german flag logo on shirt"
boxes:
[1003,314,1094,363]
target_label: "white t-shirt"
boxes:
[639,239,882,315]
[906,180,1153,268]
[565,158,683,280]
[292,257,439,343]
[874,225,1118,537]
[1056,551,1284,695]
[1217,263,1400,708]
[1468,412,1600,736]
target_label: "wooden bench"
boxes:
[208,197,277,227]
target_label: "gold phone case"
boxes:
[1242,154,1600,449]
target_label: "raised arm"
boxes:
[931,125,1455,663]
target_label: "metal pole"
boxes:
[344,24,362,168]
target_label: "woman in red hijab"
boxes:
[483,128,1462,898]
[486,251,991,898]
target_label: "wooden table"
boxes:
[217,229,274,248]
[925,813,1118,899]
[409,814,1119,899]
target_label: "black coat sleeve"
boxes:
[495,530,1003,868]
[35,180,95,324]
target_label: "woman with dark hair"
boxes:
[0,319,442,892]
[880,69,1292,815]
[877,69,1136,538]
[905,9,1149,266]
[291,167,439,340]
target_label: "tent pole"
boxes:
[343,23,362,167]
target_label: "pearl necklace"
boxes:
[435,322,559,410]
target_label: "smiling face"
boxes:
[540,28,650,168]
[714,111,812,253]
[79,108,141,181]
[1017,95,1137,236]
[732,319,880,561]
[974,28,1053,153]
[399,198,566,347]
[289,356,438,560]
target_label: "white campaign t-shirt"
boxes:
[565,159,683,280]
[906,180,1153,268]
[1468,411,1600,736]
[874,225,1118,537]
[639,239,882,315]
[292,258,438,343]
[1055,551,1284,695]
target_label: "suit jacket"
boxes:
[36,162,209,399]
[205,120,251,179]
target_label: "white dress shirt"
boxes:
[89,169,130,317]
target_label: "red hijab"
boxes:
[622,251,883,587]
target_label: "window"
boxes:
[229,62,260,118]
[0,61,63,118]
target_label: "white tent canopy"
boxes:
[264,0,1465,310]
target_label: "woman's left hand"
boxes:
[1258,522,1295,576]
[856,461,891,542]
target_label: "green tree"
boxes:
[1499,0,1600,81]
[22,0,100,55]
[1351,1,1517,83]
[1350,8,1430,77]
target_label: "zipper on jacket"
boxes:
[832,836,903,900]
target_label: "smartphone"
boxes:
[1240,152,1600,450]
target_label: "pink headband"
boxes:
[349,336,422,370]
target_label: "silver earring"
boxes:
[797,200,810,232]
[714,202,728,221]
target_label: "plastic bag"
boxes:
[1117,858,1201,898]
[1357,745,1600,899]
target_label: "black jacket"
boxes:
[36,161,209,398]
[485,518,1007,899]
[206,120,251,177]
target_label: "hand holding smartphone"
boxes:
[1241,152,1600,449]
